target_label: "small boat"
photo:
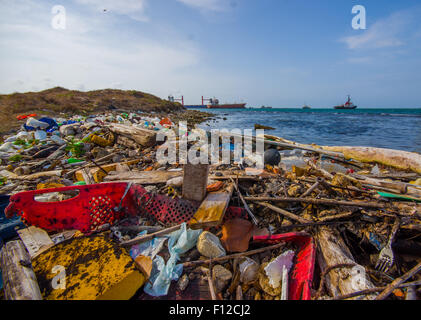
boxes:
[334,95,357,110]
[302,105,311,110]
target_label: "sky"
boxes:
[0,0,421,108]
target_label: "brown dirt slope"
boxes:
[0,87,184,134]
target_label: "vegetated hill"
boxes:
[0,87,184,134]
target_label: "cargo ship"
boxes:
[334,95,357,110]
[171,95,246,109]
[205,97,246,109]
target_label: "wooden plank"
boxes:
[256,202,311,224]
[189,183,234,229]
[182,164,209,202]
[0,240,43,300]
[17,226,55,259]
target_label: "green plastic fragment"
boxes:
[377,191,421,203]
[67,158,83,164]
[73,181,86,186]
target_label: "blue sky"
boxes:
[1,0,420,108]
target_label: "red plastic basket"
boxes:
[5,183,249,233]
[5,183,141,233]
[253,232,316,300]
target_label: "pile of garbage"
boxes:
[0,111,421,301]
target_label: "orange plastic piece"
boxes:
[206,181,224,192]
[159,117,173,127]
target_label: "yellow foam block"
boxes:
[32,233,145,300]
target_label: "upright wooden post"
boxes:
[182,163,209,202]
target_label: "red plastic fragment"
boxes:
[253,232,316,300]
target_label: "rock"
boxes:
[112,154,124,163]
[92,147,108,159]
[197,231,226,259]
[166,176,183,187]
[212,265,232,293]
[177,274,190,291]
[144,185,158,193]
[264,149,281,166]
[60,124,79,136]
[13,166,31,176]
[255,124,275,130]
[128,150,139,157]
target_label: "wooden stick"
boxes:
[301,180,321,198]
[121,224,181,246]
[277,220,359,232]
[318,211,356,222]
[183,242,285,268]
[333,280,421,300]
[230,177,258,225]
[307,160,334,180]
[299,177,373,195]
[375,261,421,300]
[256,202,311,224]
[236,285,243,300]
[207,268,217,300]
[65,152,118,177]
[245,197,391,209]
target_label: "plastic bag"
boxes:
[130,231,167,261]
[144,223,202,297]
[34,130,47,141]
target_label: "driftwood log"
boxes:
[107,123,156,148]
[322,146,421,174]
[0,240,43,300]
[315,227,376,300]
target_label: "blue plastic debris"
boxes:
[143,223,202,297]
[0,195,25,242]
[24,117,58,132]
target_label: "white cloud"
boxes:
[0,0,201,95]
[341,11,410,50]
[176,0,230,12]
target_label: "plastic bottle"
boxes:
[34,130,47,141]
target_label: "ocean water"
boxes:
[195,108,421,153]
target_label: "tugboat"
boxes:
[334,95,357,110]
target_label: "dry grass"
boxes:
[0,87,184,134]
